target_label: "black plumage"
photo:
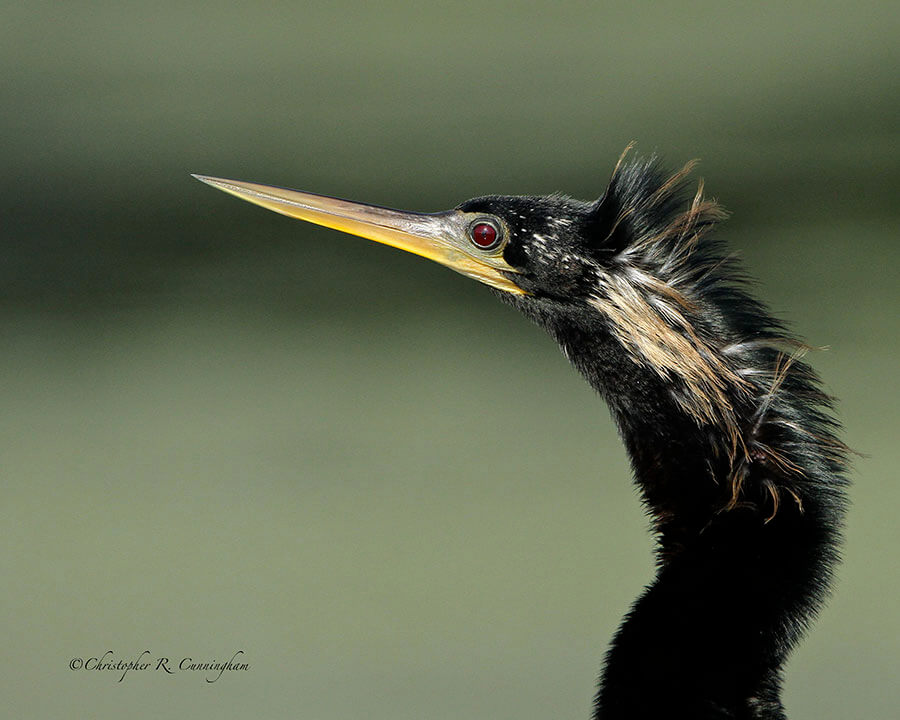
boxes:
[196,152,850,719]
[462,156,848,718]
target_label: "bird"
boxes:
[193,149,849,719]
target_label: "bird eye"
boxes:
[469,220,501,250]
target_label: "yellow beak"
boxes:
[192,175,524,295]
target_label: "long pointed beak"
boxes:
[192,175,524,295]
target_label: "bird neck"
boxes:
[539,307,844,719]
[548,308,743,528]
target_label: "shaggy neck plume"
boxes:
[525,158,848,718]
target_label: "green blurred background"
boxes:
[2,1,897,717]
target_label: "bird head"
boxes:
[194,155,749,436]
[191,173,640,305]
[193,153,718,310]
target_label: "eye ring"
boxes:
[468,218,503,251]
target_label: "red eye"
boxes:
[470,221,500,249]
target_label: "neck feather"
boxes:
[532,156,848,717]
[555,285,846,718]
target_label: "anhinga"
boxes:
[194,150,848,719]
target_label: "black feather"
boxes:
[464,154,849,719]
